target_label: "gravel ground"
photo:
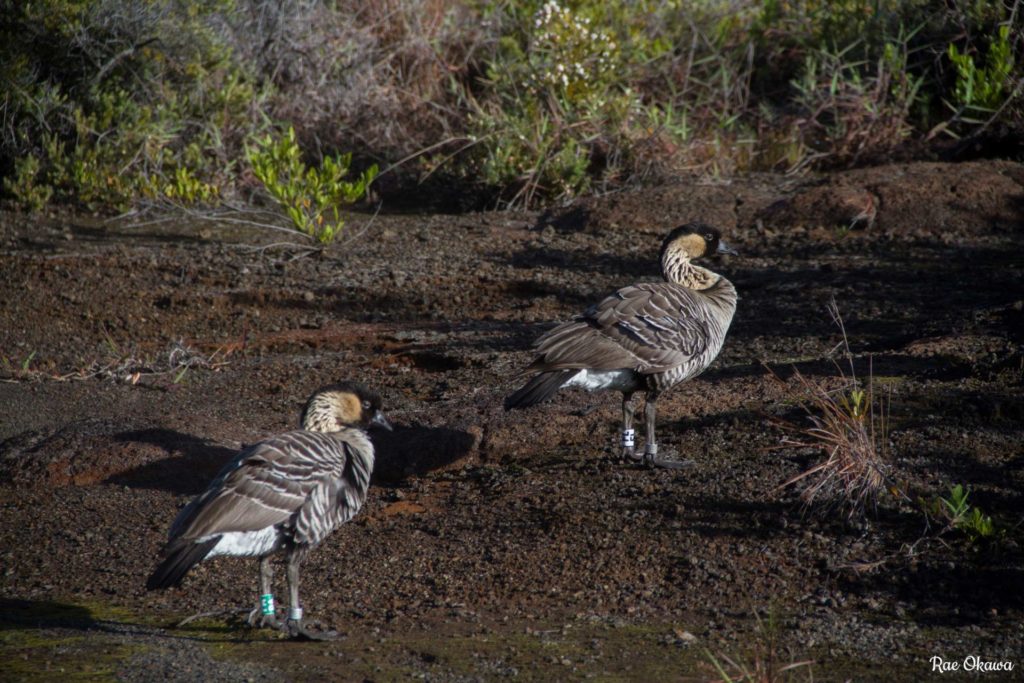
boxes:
[1,159,1022,681]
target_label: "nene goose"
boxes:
[505,222,737,468]
[147,382,391,640]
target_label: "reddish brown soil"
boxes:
[1,160,1022,681]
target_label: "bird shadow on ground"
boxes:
[0,598,169,637]
[0,599,99,632]
[684,498,798,541]
[107,428,237,495]
[0,598,275,646]
[108,426,477,492]
[372,425,477,483]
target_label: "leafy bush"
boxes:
[221,0,485,167]
[463,0,688,204]
[925,484,1001,545]
[248,127,378,244]
[790,33,924,164]
[0,0,264,209]
[1,0,1021,211]
[3,156,53,211]
[949,25,1015,110]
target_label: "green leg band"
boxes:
[260,594,275,616]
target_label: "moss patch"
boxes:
[0,600,140,682]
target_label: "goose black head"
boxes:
[660,222,737,262]
[301,381,392,433]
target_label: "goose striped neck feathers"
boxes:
[300,382,392,433]
[659,222,736,289]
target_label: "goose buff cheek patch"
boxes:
[621,429,635,448]
[260,593,275,616]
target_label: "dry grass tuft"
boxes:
[701,611,814,683]
[774,301,892,518]
[703,650,814,683]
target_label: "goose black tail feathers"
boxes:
[504,370,572,410]
[146,537,219,590]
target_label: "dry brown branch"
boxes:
[0,341,231,385]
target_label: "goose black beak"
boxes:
[717,240,738,256]
[371,411,393,431]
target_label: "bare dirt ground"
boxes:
[1,160,1022,682]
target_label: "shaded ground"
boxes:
[1,160,1022,681]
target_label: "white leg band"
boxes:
[645,443,657,456]
[621,429,635,448]
[289,607,303,621]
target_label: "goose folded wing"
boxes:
[533,284,710,373]
[168,436,327,540]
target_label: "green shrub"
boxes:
[157,166,221,204]
[3,155,53,211]
[790,30,925,163]
[0,0,264,210]
[949,25,1015,110]
[926,484,1002,545]
[460,0,697,205]
[248,127,378,244]
[1,1,1020,212]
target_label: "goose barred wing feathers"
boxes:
[293,439,372,546]
[168,429,374,548]
[529,282,715,374]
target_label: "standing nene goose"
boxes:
[147,382,391,640]
[505,222,738,468]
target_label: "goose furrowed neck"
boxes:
[661,252,721,290]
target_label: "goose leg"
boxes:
[620,392,640,461]
[284,548,335,641]
[247,556,280,629]
[178,557,276,629]
[643,391,693,470]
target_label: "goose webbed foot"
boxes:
[618,446,641,462]
[642,445,694,470]
[644,454,694,470]
[246,607,281,630]
[286,618,338,641]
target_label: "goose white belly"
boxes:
[207,527,282,558]
[564,368,641,393]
